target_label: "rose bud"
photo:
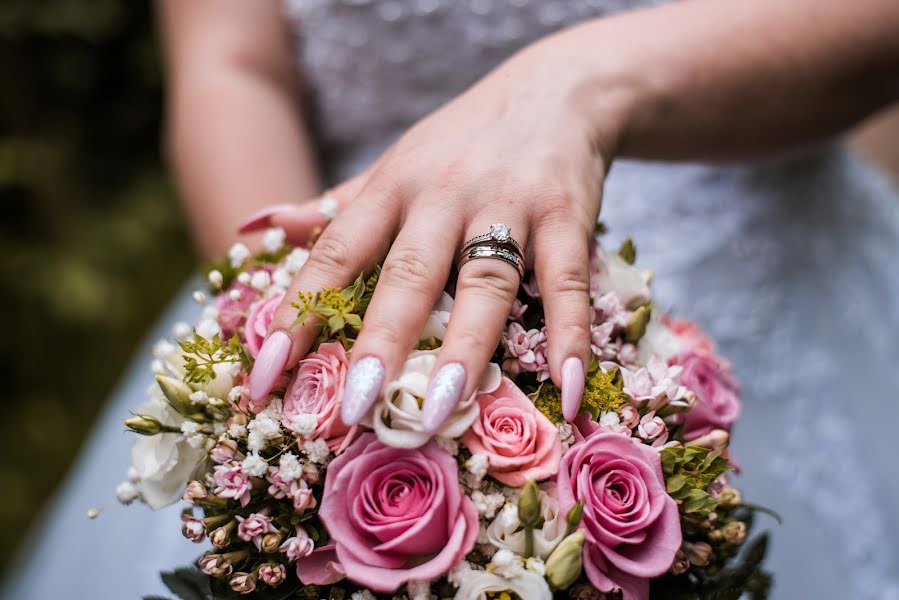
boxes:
[181,514,206,543]
[260,531,285,554]
[183,481,208,503]
[228,572,256,595]
[199,554,232,578]
[258,563,286,587]
[684,541,713,567]
[545,530,585,590]
[123,414,164,436]
[722,521,747,545]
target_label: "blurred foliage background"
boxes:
[0,0,194,570]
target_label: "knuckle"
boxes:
[358,320,404,348]
[382,247,432,291]
[458,266,519,304]
[308,234,354,273]
[449,328,497,357]
[545,264,590,297]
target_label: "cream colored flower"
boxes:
[485,483,567,560]
[593,246,652,309]
[454,568,552,600]
[366,349,501,448]
[419,292,453,342]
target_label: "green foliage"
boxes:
[179,333,251,384]
[291,268,379,347]
[662,446,733,516]
[618,236,637,264]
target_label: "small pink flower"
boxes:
[229,572,257,595]
[266,468,290,499]
[181,514,206,543]
[258,563,286,587]
[199,554,233,578]
[319,433,479,593]
[303,462,321,484]
[522,274,540,298]
[236,513,276,551]
[244,292,285,357]
[590,322,615,357]
[280,528,315,562]
[183,480,207,503]
[592,291,629,329]
[211,439,240,464]
[290,479,317,513]
[676,353,741,439]
[637,411,669,446]
[619,404,640,429]
[213,275,262,337]
[213,461,252,507]
[462,377,562,486]
[282,342,356,451]
[508,298,528,321]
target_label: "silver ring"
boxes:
[457,243,525,279]
[461,223,523,256]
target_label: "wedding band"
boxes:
[461,223,523,256]
[457,244,525,279]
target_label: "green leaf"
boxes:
[666,475,689,494]
[618,237,637,264]
[160,567,213,600]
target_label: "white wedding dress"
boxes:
[5,1,899,599]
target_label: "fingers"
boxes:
[247,191,397,403]
[532,214,592,421]
[421,218,529,432]
[237,174,367,243]
[340,205,463,425]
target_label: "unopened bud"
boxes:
[718,487,742,507]
[684,541,713,567]
[183,480,208,503]
[722,521,747,545]
[545,531,585,590]
[669,549,690,575]
[625,305,651,343]
[199,554,233,578]
[228,572,257,594]
[259,563,286,587]
[261,531,285,554]
[155,374,204,418]
[565,501,584,536]
[518,481,541,527]
[124,414,164,436]
[210,521,236,549]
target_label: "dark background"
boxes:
[1,0,898,581]
[0,0,194,571]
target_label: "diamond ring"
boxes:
[460,223,523,256]
[457,223,525,279]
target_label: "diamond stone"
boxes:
[490,223,511,242]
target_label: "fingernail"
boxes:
[561,357,585,422]
[340,356,385,425]
[421,363,467,433]
[248,331,292,402]
[237,204,298,234]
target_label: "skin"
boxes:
[159,0,899,426]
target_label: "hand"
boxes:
[240,42,628,429]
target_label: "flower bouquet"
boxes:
[120,228,772,600]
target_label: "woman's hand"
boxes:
[241,43,628,429]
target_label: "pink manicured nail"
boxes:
[237,204,298,234]
[340,356,385,426]
[421,363,467,433]
[248,331,292,402]
[561,357,585,421]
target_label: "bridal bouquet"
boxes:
[120,228,772,600]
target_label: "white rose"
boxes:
[130,388,208,509]
[637,317,685,365]
[454,568,552,600]
[364,349,501,448]
[486,483,567,560]
[594,247,652,309]
[419,292,453,342]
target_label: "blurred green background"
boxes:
[0,0,194,571]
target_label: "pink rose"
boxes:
[462,377,562,486]
[295,543,345,586]
[676,353,741,439]
[282,342,356,451]
[319,433,479,592]
[558,431,681,600]
[213,269,268,337]
[244,291,285,356]
[213,461,252,507]
[663,317,716,359]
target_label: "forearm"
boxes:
[157,0,320,259]
[529,0,899,161]
[166,69,320,258]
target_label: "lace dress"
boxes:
[4,1,899,599]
